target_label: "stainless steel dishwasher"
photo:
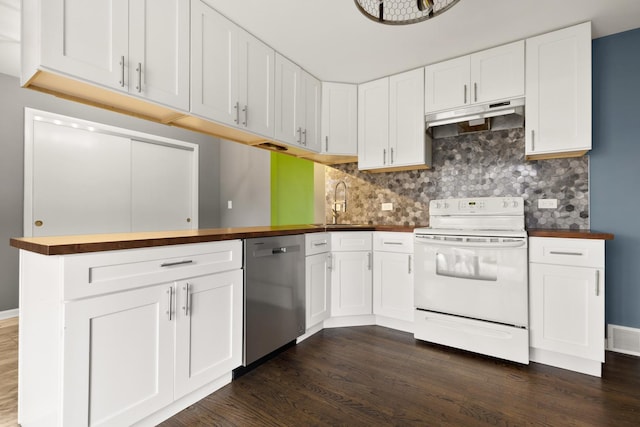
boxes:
[243,234,305,366]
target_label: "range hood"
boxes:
[425,97,525,137]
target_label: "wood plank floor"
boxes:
[2,320,640,426]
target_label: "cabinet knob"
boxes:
[34,220,44,227]
[186,218,191,223]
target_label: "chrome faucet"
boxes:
[333,181,347,224]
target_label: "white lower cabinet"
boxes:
[18,240,243,427]
[305,233,332,329]
[528,237,605,377]
[330,232,373,317]
[373,232,414,326]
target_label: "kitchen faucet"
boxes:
[333,181,347,224]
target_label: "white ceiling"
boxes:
[1,1,639,83]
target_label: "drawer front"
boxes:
[529,237,604,268]
[63,240,243,300]
[331,232,372,252]
[373,232,413,254]
[306,233,331,255]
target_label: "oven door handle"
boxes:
[414,238,526,249]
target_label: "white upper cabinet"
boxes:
[425,40,524,114]
[191,1,275,137]
[525,22,592,159]
[358,77,389,169]
[274,53,321,151]
[37,0,189,110]
[359,68,429,171]
[321,82,358,156]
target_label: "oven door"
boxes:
[414,235,528,327]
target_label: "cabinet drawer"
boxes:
[331,232,372,252]
[306,233,331,255]
[373,232,413,253]
[529,237,604,268]
[63,240,242,300]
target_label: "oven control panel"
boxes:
[429,197,524,216]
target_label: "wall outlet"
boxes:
[227,200,233,209]
[381,203,393,211]
[538,199,558,209]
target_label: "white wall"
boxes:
[218,140,271,227]
[0,72,222,312]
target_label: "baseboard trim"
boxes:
[0,309,19,320]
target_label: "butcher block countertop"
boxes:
[527,229,614,240]
[10,224,419,256]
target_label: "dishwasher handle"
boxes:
[251,244,301,258]
[272,247,287,254]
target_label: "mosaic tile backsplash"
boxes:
[325,128,589,230]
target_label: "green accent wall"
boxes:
[270,152,315,225]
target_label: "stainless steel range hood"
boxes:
[425,97,525,137]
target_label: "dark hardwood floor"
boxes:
[160,326,640,426]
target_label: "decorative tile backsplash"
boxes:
[325,128,589,230]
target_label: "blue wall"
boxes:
[591,28,640,329]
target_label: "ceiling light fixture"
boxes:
[354,0,460,25]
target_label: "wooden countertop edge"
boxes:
[11,225,612,256]
[527,229,614,240]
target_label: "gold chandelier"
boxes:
[354,0,461,25]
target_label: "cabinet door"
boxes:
[175,270,243,398]
[302,71,322,152]
[525,22,591,157]
[358,77,389,170]
[274,53,302,145]
[424,55,470,113]
[470,40,524,104]
[238,30,275,137]
[63,285,174,426]
[41,0,128,90]
[131,140,197,232]
[190,1,239,125]
[30,121,132,237]
[306,253,331,328]
[389,68,425,167]
[331,251,373,317]
[321,82,357,155]
[373,252,414,322]
[129,0,190,110]
[529,263,604,361]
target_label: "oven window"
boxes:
[435,250,498,281]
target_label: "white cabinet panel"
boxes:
[471,40,524,104]
[302,71,322,152]
[306,252,331,328]
[373,251,413,322]
[174,270,243,398]
[389,68,426,167]
[274,53,302,145]
[526,22,591,158]
[31,121,132,237]
[131,140,197,232]
[321,82,357,155]
[40,0,129,90]
[63,284,174,426]
[358,77,389,169]
[424,55,469,113]
[331,251,373,317]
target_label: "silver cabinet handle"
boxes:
[367,252,372,271]
[297,127,302,143]
[595,270,600,296]
[383,149,387,165]
[390,147,394,164]
[242,105,248,127]
[549,251,583,256]
[166,286,174,321]
[383,241,403,246]
[408,254,412,274]
[464,84,467,104]
[119,56,125,87]
[474,82,478,102]
[302,129,307,145]
[135,63,142,93]
[160,260,193,267]
[327,253,332,270]
[325,136,329,152]
[182,282,191,316]
[531,129,535,151]
[313,241,328,247]
[234,102,240,124]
